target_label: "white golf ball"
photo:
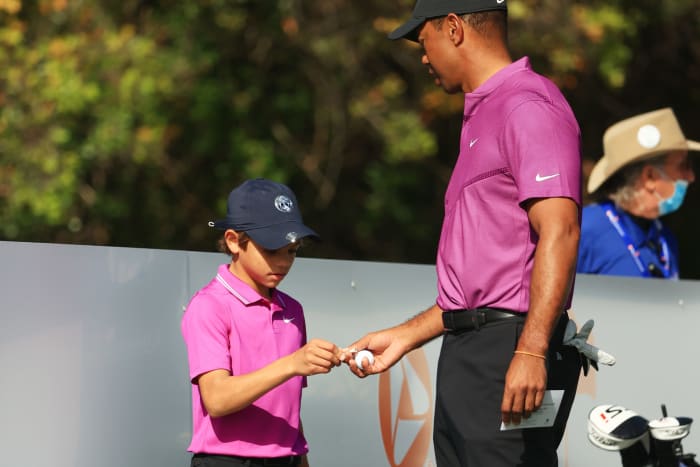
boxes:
[355,350,375,370]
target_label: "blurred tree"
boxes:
[0,0,198,245]
[1,0,699,277]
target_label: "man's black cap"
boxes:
[388,0,507,42]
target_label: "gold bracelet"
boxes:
[514,350,547,360]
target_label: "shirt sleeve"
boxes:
[503,99,582,206]
[181,292,232,382]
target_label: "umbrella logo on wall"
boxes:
[378,349,433,467]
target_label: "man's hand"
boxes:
[501,352,547,424]
[343,327,409,377]
[343,304,445,377]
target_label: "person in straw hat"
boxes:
[577,108,699,278]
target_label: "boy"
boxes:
[182,178,341,467]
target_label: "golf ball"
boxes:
[355,350,375,370]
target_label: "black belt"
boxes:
[192,453,301,466]
[442,307,523,332]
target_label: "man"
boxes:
[578,108,699,278]
[345,0,583,466]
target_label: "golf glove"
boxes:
[563,319,616,375]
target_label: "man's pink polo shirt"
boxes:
[436,57,582,313]
[181,263,308,457]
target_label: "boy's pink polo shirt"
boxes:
[436,57,582,313]
[182,264,308,457]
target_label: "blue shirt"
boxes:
[577,203,679,278]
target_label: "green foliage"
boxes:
[0,3,191,241]
[1,0,700,277]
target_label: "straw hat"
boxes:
[588,108,700,194]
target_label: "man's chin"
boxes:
[435,79,461,94]
[442,85,462,94]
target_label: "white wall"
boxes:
[1,241,698,466]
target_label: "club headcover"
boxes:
[588,404,649,451]
[649,416,693,441]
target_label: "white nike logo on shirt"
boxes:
[535,173,560,182]
[469,138,479,148]
[283,317,295,324]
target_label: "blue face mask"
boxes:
[658,179,689,216]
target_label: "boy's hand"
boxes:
[291,339,342,376]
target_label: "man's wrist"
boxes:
[514,350,546,360]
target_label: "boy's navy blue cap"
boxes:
[388,0,507,42]
[209,178,319,250]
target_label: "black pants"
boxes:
[191,453,301,467]
[433,312,581,467]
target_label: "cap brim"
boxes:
[388,17,424,42]
[688,139,700,152]
[209,218,233,230]
[246,223,320,250]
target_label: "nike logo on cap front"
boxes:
[283,317,295,324]
[469,138,479,148]
[535,173,560,182]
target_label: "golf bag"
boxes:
[588,404,698,467]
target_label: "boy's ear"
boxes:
[224,229,244,254]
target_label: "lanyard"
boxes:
[601,202,673,278]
